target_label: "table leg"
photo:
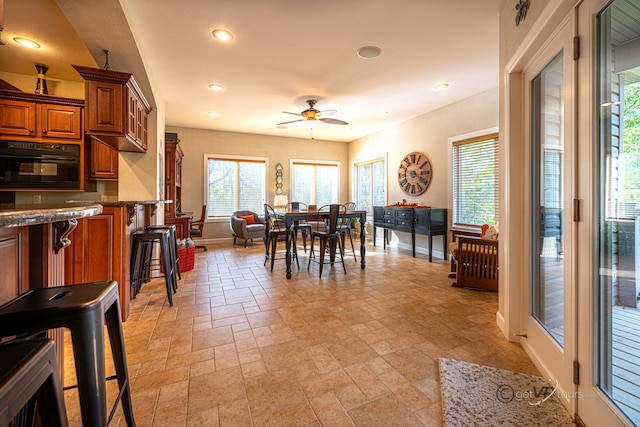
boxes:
[359,215,366,270]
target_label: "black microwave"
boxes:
[0,141,81,189]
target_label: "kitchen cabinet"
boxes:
[0,226,29,306]
[89,137,118,180]
[164,133,191,239]
[164,133,183,216]
[73,65,151,153]
[0,93,83,141]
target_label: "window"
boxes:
[291,161,339,207]
[205,155,266,217]
[353,157,386,213]
[451,133,499,226]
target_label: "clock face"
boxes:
[398,152,431,196]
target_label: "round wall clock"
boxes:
[398,151,432,196]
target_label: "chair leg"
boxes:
[346,228,356,261]
[264,235,271,266]
[337,236,347,274]
[244,239,248,248]
[234,236,237,245]
[319,238,327,277]
[270,235,277,272]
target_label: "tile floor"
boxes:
[63,240,539,426]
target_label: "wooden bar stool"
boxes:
[0,281,135,427]
[0,338,68,427]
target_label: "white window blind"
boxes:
[451,133,499,226]
[206,157,266,217]
[291,161,338,207]
[354,158,386,213]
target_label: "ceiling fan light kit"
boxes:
[276,99,349,130]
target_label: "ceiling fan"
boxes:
[276,99,349,127]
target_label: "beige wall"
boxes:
[348,87,499,255]
[165,126,349,241]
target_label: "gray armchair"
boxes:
[230,210,266,247]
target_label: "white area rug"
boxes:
[438,358,575,427]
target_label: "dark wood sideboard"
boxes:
[372,206,447,261]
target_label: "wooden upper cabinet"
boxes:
[89,137,118,180]
[73,65,151,153]
[0,99,36,137]
[40,103,82,139]
[0,92,83,142]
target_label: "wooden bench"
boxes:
[449,236,498,291]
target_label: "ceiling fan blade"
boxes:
[283,111,302,117]
[319,109,337,117]
[320,118,349,125]
[276,119,305,125]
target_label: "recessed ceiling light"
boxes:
[207,111,218,117]
[357,46,382,59]
[434,83,450,91]
[212,29,233,41]
[378,111,390,117]
[208,83,224,92]
[13,37,41,49]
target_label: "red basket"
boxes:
[162,246,195,273]
[178,246,195,272]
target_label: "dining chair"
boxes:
[264,204,299,272]
[285,201,313,253]
[308,204,347,277]
[189,205,208,251]
[339,202,358,261]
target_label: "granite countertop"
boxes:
[0,204,103,228]
[66,199,173,206]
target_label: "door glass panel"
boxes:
[597,0,640,424]
[531,51,565,346]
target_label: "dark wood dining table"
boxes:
[273,209,368,279]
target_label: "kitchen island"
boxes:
[64,200,171,321]
[0,203,102,371]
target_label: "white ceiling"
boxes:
[1,0,502,142]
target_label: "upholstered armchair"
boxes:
[230,210,266,247]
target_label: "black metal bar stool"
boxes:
[0,281,135,427]
[130,228,177,306]
[145,224,182,281]
[0,338,68,427]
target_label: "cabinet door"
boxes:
[126,91,137,143]
[0,99,36,137]
[40,104,83,139]
[90,138,118,180]
[0,227,29,306]
[86,80,124,133]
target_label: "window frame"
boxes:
[289,159,340,207]
[203,153,268,219]
[352,153,388,214]
[449,128,500,228]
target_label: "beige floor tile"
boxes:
[61,241,538,426]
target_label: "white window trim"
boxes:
[289,158,341,203]
[448,126,499,226]
[203,153,269,222]
[351,152,389,211]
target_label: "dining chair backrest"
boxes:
[345,202,356,211]
[327,204,346,234]
[264,204,276,232]
[286,202,307,212]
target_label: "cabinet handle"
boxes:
[30,129,35,134]
[42,130,47,134]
